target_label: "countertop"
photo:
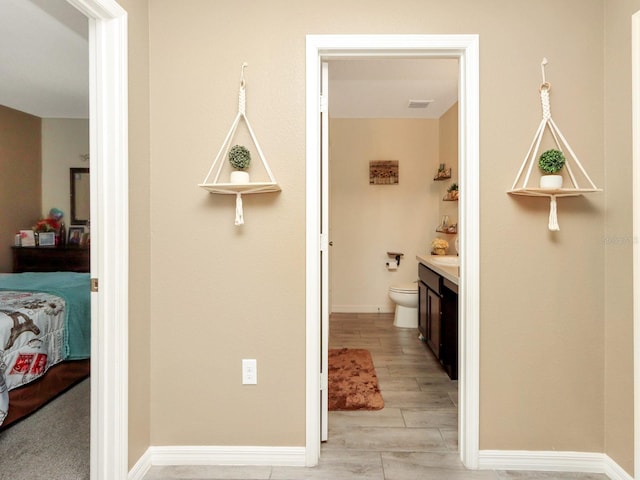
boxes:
[416,254,459,285]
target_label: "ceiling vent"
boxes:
[408,99,432,109]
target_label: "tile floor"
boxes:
[144,313,609,480]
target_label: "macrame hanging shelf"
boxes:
[507,58,601,231]
[199,63,280,225]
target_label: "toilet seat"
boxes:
[389,282,418,294]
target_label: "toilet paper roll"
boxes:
[387,261,398,271]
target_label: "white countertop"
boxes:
[416,254,459,285]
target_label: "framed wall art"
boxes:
[369,160,399,185]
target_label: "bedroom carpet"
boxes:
[0,378,89,480]
[328,347,384,410]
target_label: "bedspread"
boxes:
[0,291,67,425]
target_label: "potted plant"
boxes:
[538,148,565,189]
[447,182,459,200]
[228,144,251,184]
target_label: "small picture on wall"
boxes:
[38,232,56,246]
[369,160,399,185]
[68,227,84,245]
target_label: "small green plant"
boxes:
[538,149,566,174]
[447,183,458,193]
[228,145,251,170]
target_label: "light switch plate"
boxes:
[242,359,257,385]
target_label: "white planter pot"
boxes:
[539,175,562,189]
[230,171,250,184]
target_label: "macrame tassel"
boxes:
[235,193,244,226]
[548,195,560,231]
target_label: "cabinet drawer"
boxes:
[419,263,441,293]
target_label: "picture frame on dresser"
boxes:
[38,232,56,246]
[19,230,36,247]
[68,227,84,245]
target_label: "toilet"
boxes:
[388,282,419,328]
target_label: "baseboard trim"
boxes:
[127,448,152,480]
[128,445,306,477]
[331,305,394,314]
[478,450,633,480]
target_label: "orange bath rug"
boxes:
[328,348,384,411]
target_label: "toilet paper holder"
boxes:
[386,252,403,267]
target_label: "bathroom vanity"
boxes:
[416,255,458,380]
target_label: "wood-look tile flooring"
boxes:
[144,313,609,480]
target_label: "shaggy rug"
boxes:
[328,348,384,411]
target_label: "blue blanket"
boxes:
[0,272,91,359]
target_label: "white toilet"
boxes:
[388,282,419,328]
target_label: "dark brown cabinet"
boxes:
[418,262,458,380]
[12,246,89,273]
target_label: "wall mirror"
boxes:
[70,168,90,225]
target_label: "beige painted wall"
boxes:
[438,103,459,244]
[119,0,152,468]
[41,118,89,225]
[0,105,41,272]
[329,118,441,312]
[602,0,640,473]
[121,0,634,474]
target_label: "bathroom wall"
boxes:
[330,118,441,312]
[41,118,89,225]
[437,103,459,250]
[0,105,41,272]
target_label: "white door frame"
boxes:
[305,34,480,468]
[632,12,640,478]
[66,1,129,479]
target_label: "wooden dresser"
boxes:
[11,246,90,273]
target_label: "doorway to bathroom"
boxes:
[325,55,461,458]
[305,34,480,468]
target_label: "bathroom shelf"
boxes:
[442,194,459,201]
[436,228,458,234]
[433,168,452,181]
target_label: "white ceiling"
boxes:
[328,58,459,119]
[0,1,458,120]
[0,0,88,118]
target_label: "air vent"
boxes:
[408,100,432,109]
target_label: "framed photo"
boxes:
[19,230,36,247]
[68,227,84,245]
[80,232,90,247]
[38,232,56,246]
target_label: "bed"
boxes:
[0,272,91,429]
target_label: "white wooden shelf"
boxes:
[508,187,602,197]
[198,182,281,195]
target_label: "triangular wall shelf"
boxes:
[199,63,281,225]
[507,58,601,231]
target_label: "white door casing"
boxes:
[320,61,330,442]
[632,11,640,478]
[65,1,129,479]
[306,34,480,468]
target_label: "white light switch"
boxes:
[242,359,257,384]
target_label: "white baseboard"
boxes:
[478,450,633,480]
[128,448,152,480]
[331,305,394,314]
[128,445,306,479]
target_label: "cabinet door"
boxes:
[426,287,441,359]
[418,281,428,338]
